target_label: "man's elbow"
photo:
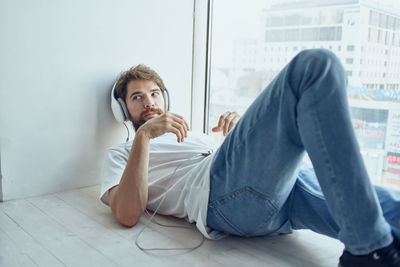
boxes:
[110,201,141,227]
[115,212,140,228]
[108,189,145,227]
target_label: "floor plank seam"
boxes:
[26,198,124,267]
[1,202,68,267]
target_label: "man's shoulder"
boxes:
[105,141,132,156]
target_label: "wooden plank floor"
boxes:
[0,185,344,267]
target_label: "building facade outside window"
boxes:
[209,0,400,190]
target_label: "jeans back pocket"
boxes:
[207,186,279,236]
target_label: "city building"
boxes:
[229,0,400,188]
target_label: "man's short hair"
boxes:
[114,64,166,100]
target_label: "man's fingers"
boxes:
[164,112,189,142]
[169,113,189,137]
[215,112,230,134]
[226,115,240,134]
[180,115,189,135]
[218,112,240,136]
[164,121,183,142]
[223,113,235,135]
[211,126,220,132]
[173,117,188,140]
[142,112,189,141]
[217,112,229,129]
[170,121,187,142]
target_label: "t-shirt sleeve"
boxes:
[99,145,129,206]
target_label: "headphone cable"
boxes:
[134,153,208,252]
[123,121,130,142]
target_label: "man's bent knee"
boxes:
[287,48,346,97]
[296,48,340,67]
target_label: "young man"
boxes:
[101,49,400,267]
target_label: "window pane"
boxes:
[209,0,400,190]
[271,16,284,27]
[301,28,318,41]
[370,10,379,27]
[285,29,300,41]
[379,13,388,28]
[388,16,395,30]
[320,27,336,41]
[285,14,301,26]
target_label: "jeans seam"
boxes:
[208,205,246,236]
[288,187,296,228]
[309,100,355,242]
[210,186,279,211]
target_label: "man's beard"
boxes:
[131,108,164,131]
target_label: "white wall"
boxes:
[0,0,194,200]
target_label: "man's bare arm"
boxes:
[108,112,189,227]
[108,129,150,227]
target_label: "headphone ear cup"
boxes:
[163,88,170,111]
[117,98,129,121]
[111,81,129,123]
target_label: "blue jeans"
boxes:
[207,49,400,255]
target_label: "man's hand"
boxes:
[212,111,240,136]
[137,112,189,143]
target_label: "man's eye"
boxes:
[132,95,141,100]
[152,92,160,97]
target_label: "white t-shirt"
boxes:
[100,131,226,239]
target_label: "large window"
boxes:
[208,0,400,190]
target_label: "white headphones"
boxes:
[111,81,170,123]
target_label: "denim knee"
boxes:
[296,48,341,69]
[288,48,347,101]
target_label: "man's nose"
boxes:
[143,95,155,108]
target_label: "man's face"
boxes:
[125,79,165,131]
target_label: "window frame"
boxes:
[190,0,213,133]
